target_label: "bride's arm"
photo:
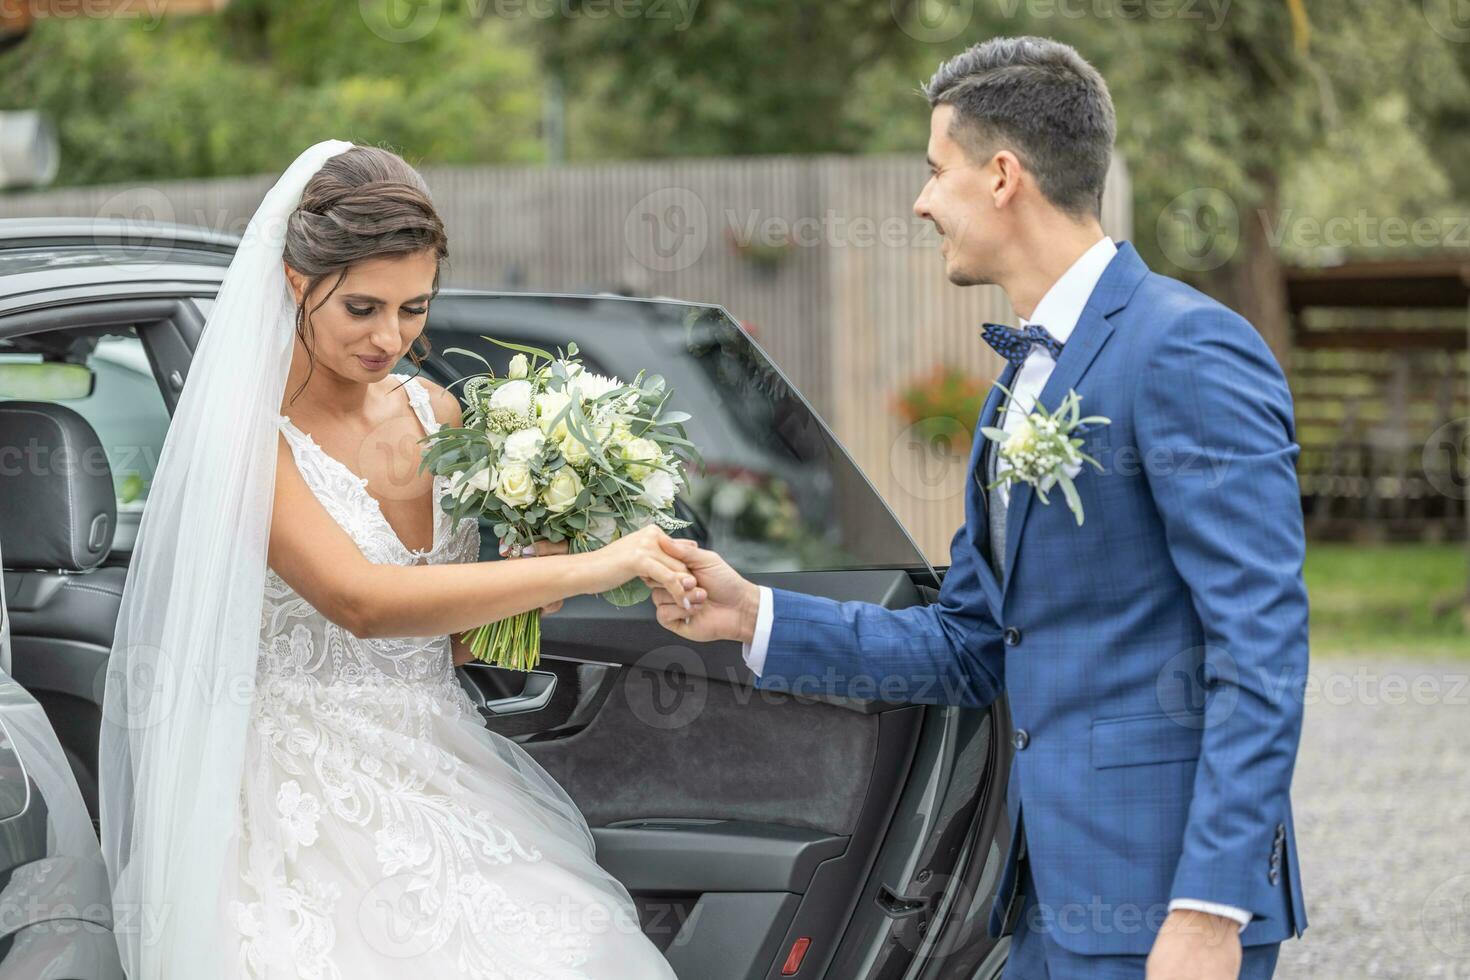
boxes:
[449,541,567,666]
[267,433,695,639]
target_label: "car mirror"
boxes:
[0,361,96,400]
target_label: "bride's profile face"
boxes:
[285,249,438,381]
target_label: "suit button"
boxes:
[1013,729,1030,751]
[1004,627,1023,647]
[1268,868,1281,885]
[1275,822,1287,842]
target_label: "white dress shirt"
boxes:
[738,234,1248,928]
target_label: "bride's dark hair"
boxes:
[282,143,449,404]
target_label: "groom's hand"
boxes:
[649,538,759,644]
[1145,909,1242,980]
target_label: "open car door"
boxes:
[383,293,1016,980]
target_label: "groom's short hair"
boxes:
[924,36,1115,220]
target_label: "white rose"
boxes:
[468,466,495,493]
[541,468,584,513]
[489,380,533,419]
[559,430,592,466]
[621,436,661,480]
[494,462,537,507]
[449,466,495,502]
[585,515,619,546]
[536,391,572,439]
[507,353,529,379]
[503,427,545,462]
[637,469,677,510]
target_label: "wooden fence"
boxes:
[2,153,1134,561]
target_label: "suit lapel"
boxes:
[1000,242,1149,585]
[968,361,1016,614]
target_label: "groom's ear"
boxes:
[988,149,1025,210]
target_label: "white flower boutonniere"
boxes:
[982,385,1110,525]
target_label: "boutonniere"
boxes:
[982,386,1110,525]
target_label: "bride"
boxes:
[98,140,697,979]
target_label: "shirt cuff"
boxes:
[739,585,774,677]
[1168,898,1251,929]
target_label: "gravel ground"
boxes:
[1277,660,1470,979]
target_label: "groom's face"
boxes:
[914,105,1001,287]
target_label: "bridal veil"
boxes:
[98,139,355,978]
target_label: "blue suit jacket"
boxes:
[754,242,1309,955]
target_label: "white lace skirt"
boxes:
[221,672,677,980]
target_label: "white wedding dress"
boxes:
[225,373,677,979]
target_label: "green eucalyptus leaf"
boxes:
[1058,474,1085,525]
[602,577,651,607]
[441,347,495,372]
[481,336,558,362]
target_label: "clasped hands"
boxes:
[497,529,747,641]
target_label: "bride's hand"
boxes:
[581,526,696,605]
[499,538,571,615]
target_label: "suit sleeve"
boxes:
[1134,308,1309,920]
[753,522,1005,708]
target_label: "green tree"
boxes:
[525,0,938,158]
[1042,0,1470,362]
[0,0,544,187]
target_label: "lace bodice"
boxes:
[261,373,481,691]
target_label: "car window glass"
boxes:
[412,297,935,580]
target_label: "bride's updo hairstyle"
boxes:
[282,144,449,401]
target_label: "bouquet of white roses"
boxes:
[420,338,699,671]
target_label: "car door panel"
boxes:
[520,655,886,835]
[454,569,923,979]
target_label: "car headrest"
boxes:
[0,400,117,572]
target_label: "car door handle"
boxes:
[461,667,558,716]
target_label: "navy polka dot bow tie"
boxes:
[981,322,1065,366]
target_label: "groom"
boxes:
[654,36,1308,980]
